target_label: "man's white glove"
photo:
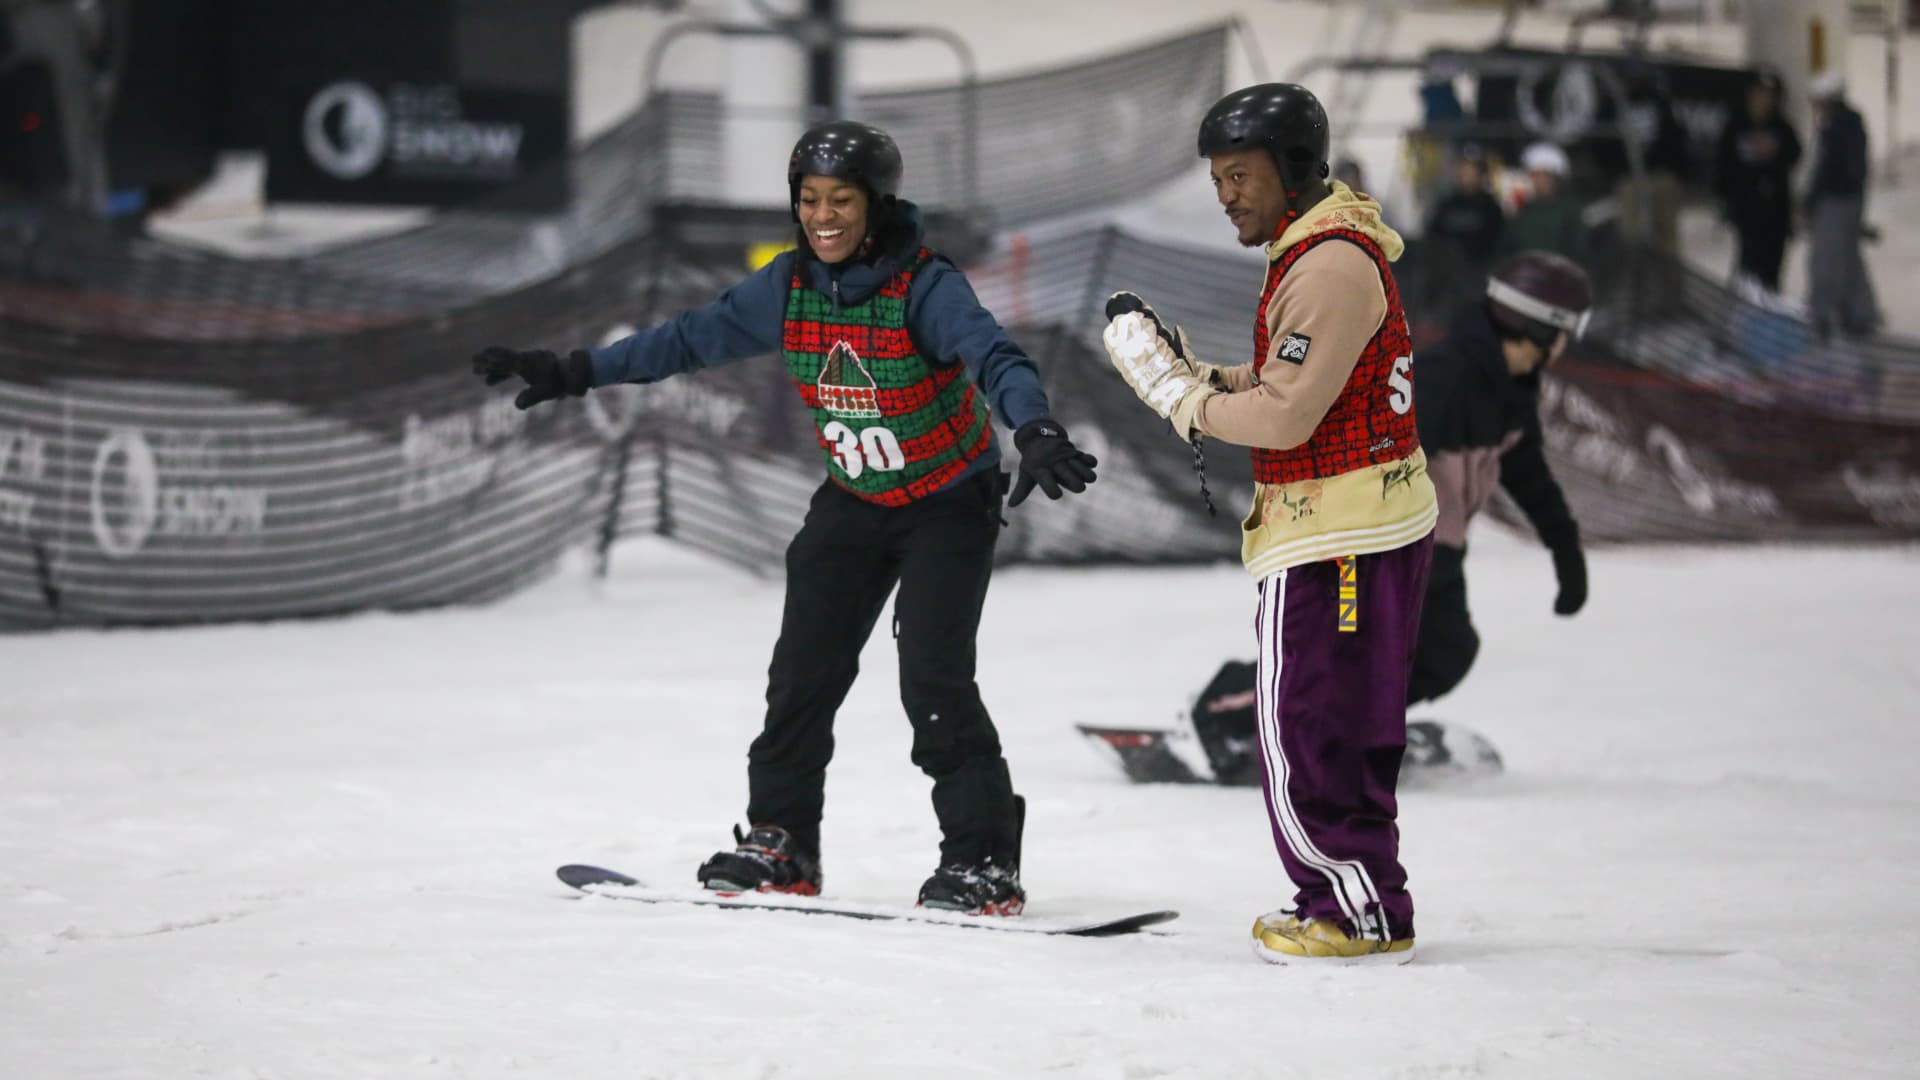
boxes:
[1102,291,1216,443]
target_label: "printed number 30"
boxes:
[823,421,906,479]
[1387,355,1413,415]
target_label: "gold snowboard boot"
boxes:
[1251,911,1414,966]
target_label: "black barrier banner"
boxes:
[1527,357,1920,542]
[0,375,607,630]
[7,48,1920,633]
[267,79,569,211]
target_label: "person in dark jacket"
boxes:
[471,121,1099,917]
[1421,143,1505,312]
[1714,70,1801,291]
[1803,73,1881,339]
[1409,251,1591,705]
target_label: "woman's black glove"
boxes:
[472,347,593,410]
[1008,419,1099,508]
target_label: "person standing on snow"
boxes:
[1420,142,1506,313]
[1802,72,1881,340]
[1713,70,1801,293]
[1408,251,1592,706]
[1099,83,1437,964]
[471,121,1098,916]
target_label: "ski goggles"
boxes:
[1485,278,1592,341]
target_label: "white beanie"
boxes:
[1809,71,1845,101]
[1521,142,1571,177]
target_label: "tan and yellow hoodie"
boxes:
[1192,182,1438,579]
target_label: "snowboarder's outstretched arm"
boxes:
[907,258,1097,507]
[589,258,791,385]
[904,258,1051,430]
[471,256,792,410]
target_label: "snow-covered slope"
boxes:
[4,525,1917,1078]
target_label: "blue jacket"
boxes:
[589,202,1051,485]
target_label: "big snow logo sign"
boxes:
[817,342,882,419]
[88,428,270,559]
[270,79,567,211]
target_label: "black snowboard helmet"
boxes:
[787,121,903,222]
[1485,251,1595,349]
[1197,83,1331,189]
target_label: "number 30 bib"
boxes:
[781,249,992,506]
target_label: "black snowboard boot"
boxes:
[917,860,1025,916]
[917,794,1025,916]
[696,825,821,896]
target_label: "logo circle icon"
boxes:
[304,81,389,180]
[1517,61,1600,144]
[90,428,159,558]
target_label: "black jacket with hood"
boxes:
[1413,305,1579,557]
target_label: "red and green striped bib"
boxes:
[781,248,992,506]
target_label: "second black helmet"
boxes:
[1197,83,1331,186]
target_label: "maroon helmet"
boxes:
[1485,251,1594,347]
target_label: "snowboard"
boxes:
[1078,718,1504,787]
[556,864,1179,936]
[1075,723,1220,785]
[1400,718,1505,785]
